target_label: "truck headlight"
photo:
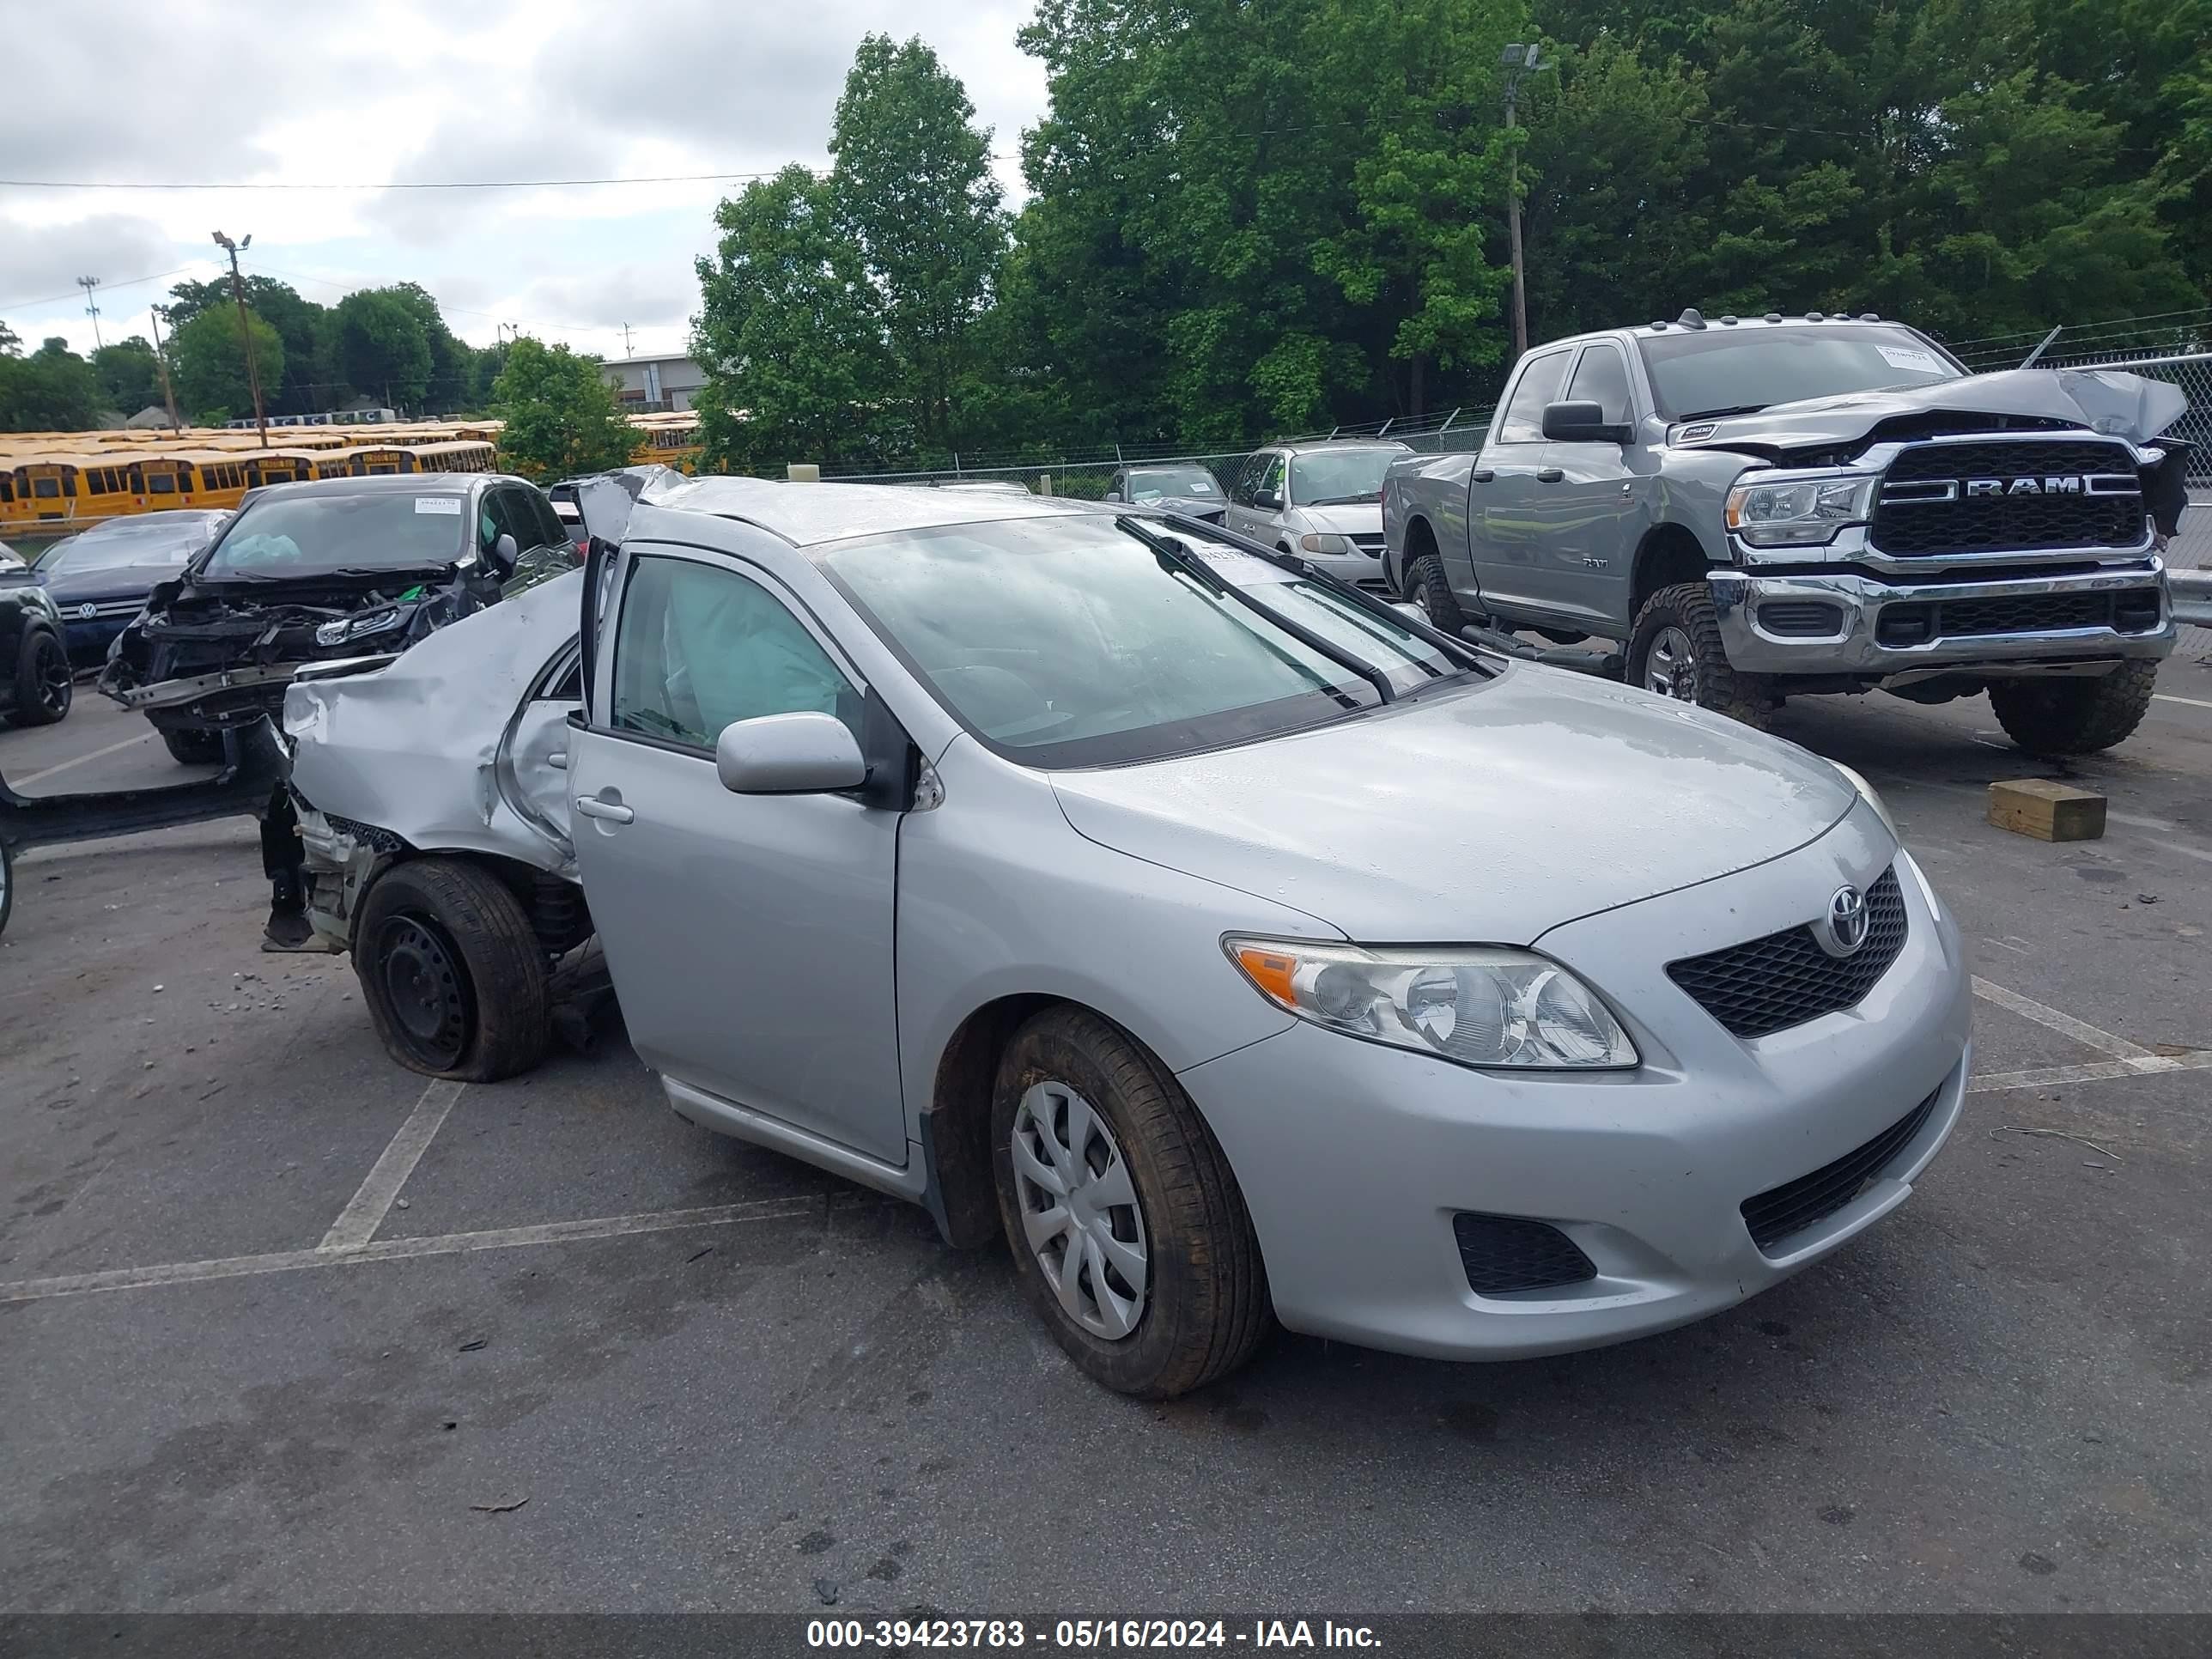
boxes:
[1225,938,1638,1070]
[1725,474,1877,547]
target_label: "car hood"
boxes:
[1671,367,2189,456]
[39,560,190,602]
[1292,501,1384,535]
[1048,664,1856,943]
[1151,494,1226,520]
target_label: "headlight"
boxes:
[1724,473,1877,547]
[1829,762,1898,838]
[1224,937,1637,1070]
[1298,532,1348,555]
[314,607,404,647]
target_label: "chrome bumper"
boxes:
[1710,561,2176,678]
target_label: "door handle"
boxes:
[1470,469,1494,483]
[1536,468,1565,483]
[574,794,634,823]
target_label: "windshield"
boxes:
[1638,325,1961,419]
[1126,467,1221,502]
[1289,447,1406,507]
[40,514,222,577]
[202,491,469,580]
[819,517,1462,767]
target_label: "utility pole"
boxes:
[148,305,183,433]
[210,230,269,447]
[76,276,104,350]
[1500,43,1543,363]
[621,322,635,358]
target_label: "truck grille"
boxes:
[1740,1085,1940,1254]
[1667,868,1908,1039]
[1875,587,2163,645]
[1870,440,2143,556]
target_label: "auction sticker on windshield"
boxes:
[1876,345,1946,374]
[1190,545,1296,585]
[415,498,463,515]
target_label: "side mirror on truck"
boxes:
[1541,401,1632,446]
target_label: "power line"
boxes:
[0,160,1007,193]
[0,264,200,314]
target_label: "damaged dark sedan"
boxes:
[100,473,574,763]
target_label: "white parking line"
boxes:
[10,729,155,789]
[319,1079,466,1250]
[0,1194,838,1306]
[2151,693,2212,711]
[1969,1051,2212,1095]
[1970,976,2179,1068]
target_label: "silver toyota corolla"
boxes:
[301,477,1971,1399]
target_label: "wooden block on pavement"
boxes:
[1988,778,2106,842]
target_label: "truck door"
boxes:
[1528,342,1650,634]
[1468,349,1573,616]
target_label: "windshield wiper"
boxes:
[1114,515,1395,707]
[1676,404,1768,422]
[1303,494,1381,507]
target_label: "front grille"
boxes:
[1875,588,2163,646]
[1347,532,1385,555]
[1741,1086,1941,1254]
[1668,868,1908,1039]
[1871,440,2143,556]
[1452,1213,1597,1295]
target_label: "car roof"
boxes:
[1267,438,1415,454]
[237,472,519,506]
[630,477,1096,548]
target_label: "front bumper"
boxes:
[1179,813,1971,1361]
[1304,542,1393,591]
[1711,558,2175,678]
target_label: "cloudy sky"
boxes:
[1,0,1048,367]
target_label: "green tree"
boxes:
[0,337,100,432]
[380,282,475,412]
[490,337,636,482]
[830,34,1008,458]
[168,307,286,425]
[93,337,164,416]
[334,289,432,410]
[692,164,891,473]
[0,319,21,356]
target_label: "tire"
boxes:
[1989,662,2159,757]
[353,858,550,1082]
[1626,582,1778,729]
[160,726,227,765]
[991,1006,1270,1398]
[7,629,71,727]
[0,837,14,940]
[1409,554,1470,636]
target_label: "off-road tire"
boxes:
[1626,582,1779,730]
[991,1006,1270,1398]
[8,629,70,727]
[1989,662,2159,757]
[160,726,226,764]
[1410,554,1471,636]
[354,857,550,1083]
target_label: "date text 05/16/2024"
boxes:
[805,1620,1383,1649]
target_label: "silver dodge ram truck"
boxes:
[1383,312,2193,754]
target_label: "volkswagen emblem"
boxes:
[77,603,98,620]
[1817,885,1871,958]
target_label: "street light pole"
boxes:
[149,305,184,434]
[1500,43,1543,363]
[210,230,269,447]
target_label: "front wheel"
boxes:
[1989,662,2159,756]
[8,630,71,727]
[1626,583,1778,729]
[1408,554,1470,636]
[992,1007,1270,1398]
[354,858,550,1082]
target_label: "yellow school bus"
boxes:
[406,440,495,474]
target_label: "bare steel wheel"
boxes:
[1644,623,1698,699]
[1010,1079,1150,1340]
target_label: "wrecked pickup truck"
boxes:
[1383,311,2192,753]
[100,472,576,763]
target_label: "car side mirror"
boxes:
[487,532,520,576]
[1541,400,1632,445]
[715,711,868,796]
[1255,489,1282,510]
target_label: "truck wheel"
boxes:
[1989,662,2158,757]
[1409,555,1469,635]
[1626,584,1778,730]
[7,630,71,727]
[992,1006,1271,1398]
[355,858,550,1082]
[161,726,226,765]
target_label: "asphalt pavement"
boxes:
[2,672,2207,1615]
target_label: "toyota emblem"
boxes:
[1819,885,1871,958]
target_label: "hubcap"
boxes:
[1009,1080,1150,1340]
[375,915,470,1068]
[1645,624,1698,701]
